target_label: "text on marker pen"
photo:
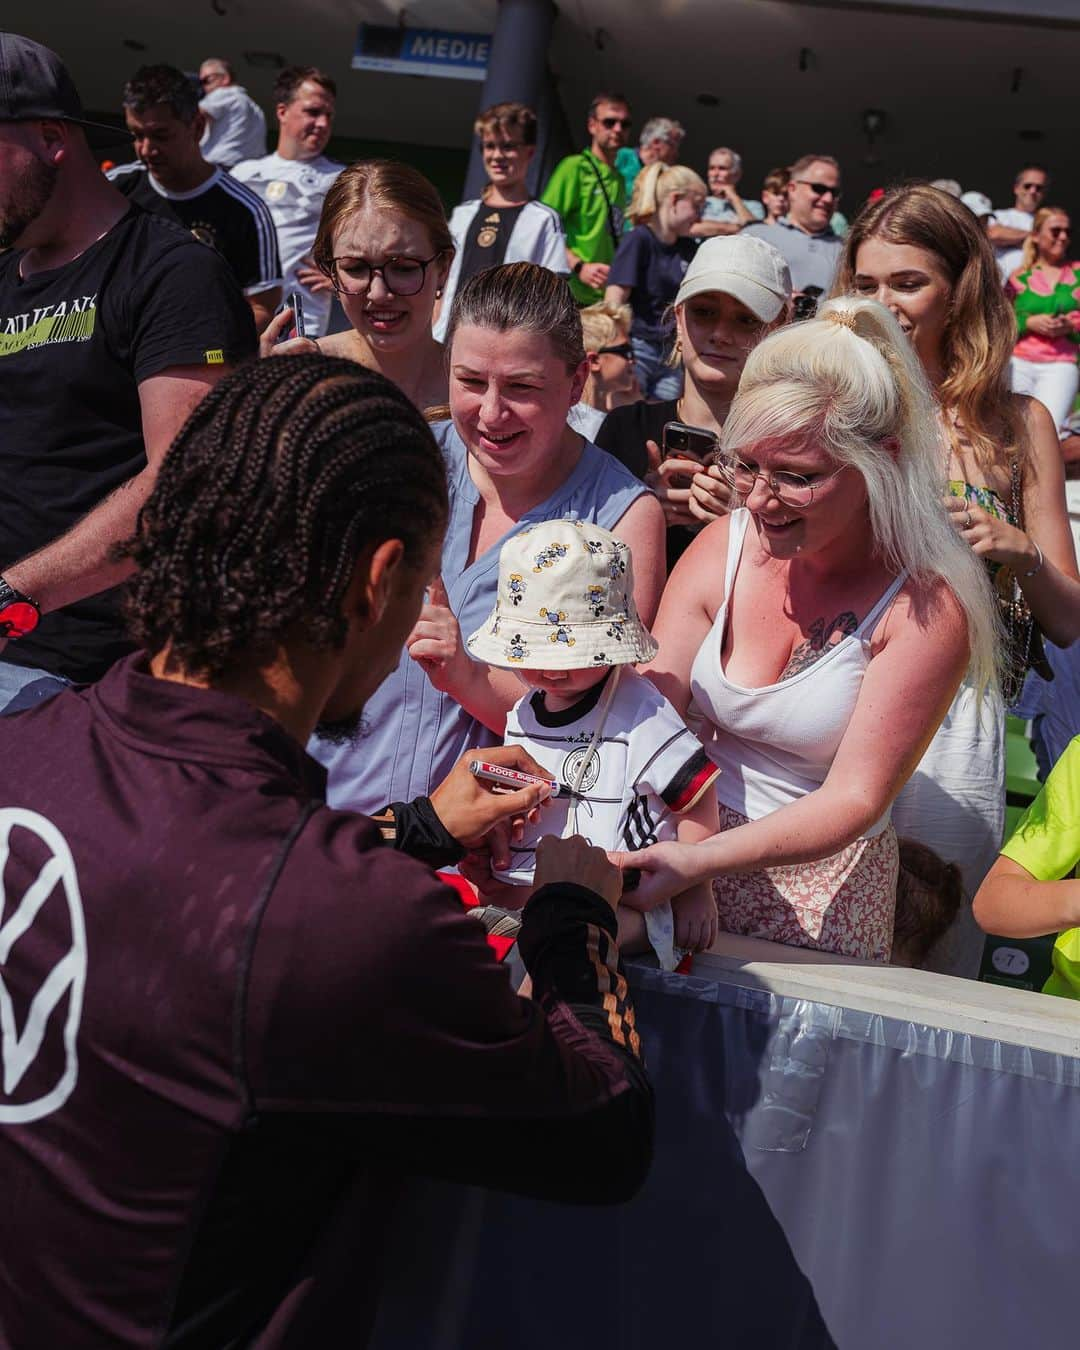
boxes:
[468,760,564,797]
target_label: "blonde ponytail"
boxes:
[628,163,664,225]
[627,163,707,226]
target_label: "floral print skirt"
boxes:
[711,803,899,962]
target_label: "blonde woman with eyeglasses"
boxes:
[615,298,998,962]
[1007,206,1080,435]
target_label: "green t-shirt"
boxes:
[541,150,627,304]
[1000,736,1080,999]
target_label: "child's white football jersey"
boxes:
[494,668,718,884]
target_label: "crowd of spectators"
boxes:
[2,29,1080,1346]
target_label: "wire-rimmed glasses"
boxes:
[716,456,846,509]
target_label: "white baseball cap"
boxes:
[960,190,995,221]
[675,234,792,321]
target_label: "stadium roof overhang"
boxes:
[9,0,1079,208]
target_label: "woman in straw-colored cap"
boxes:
[596,233,792,569]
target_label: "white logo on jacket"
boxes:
[0,809,87,1124]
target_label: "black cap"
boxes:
[0,32,116,132]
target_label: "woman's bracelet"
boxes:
[1022,540,1045,579]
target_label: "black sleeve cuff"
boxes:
[384,796,465,868]
[518,884,639,1056]
[521,883,619,946]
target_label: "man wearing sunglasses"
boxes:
[542,91,632,304]
[990,164,1050,281]
[745,152,843,306]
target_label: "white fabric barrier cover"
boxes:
[370,938,1078,1350]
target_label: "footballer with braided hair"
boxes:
[119,352,449,701]
[0,352,652,1348]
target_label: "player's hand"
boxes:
[429,744,553,852]
[406,576,475,696]
[673,885,719,952]
[259,307,320,358]
[534,835,622,910]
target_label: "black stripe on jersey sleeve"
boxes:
[660,748,721,813]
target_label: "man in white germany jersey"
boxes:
[232,66,341,337]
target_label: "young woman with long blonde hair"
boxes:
[834,184,1080,969]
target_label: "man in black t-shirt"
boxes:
[0,34,257,704]
[108,63,282,332]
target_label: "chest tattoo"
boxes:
[779,611,859,681]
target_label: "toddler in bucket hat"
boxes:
[466,519,721,970]
[466,517,657,670]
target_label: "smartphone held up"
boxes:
[276,291,307,344]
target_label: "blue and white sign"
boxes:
[352,24,491,82]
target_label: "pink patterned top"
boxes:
[1009,261,1080,363]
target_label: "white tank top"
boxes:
[688,510,908,838]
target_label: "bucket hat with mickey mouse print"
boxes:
[466,519,658,670]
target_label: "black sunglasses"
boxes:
[597,342,634,360]
[794,179,841,201]
[599,116,632,129]
[1021,181,1046,191]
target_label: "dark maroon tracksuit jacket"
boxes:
[0,654,652,1347]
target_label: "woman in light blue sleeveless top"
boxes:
[313,263,664,814]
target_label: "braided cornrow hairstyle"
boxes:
[118,354,449,678]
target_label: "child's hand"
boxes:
[406,576,474,696]
[673,883,718,952]
[459,849,533,909]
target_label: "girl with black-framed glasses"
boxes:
[260,158,454,413]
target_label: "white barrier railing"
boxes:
[371,936,1079,1350]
